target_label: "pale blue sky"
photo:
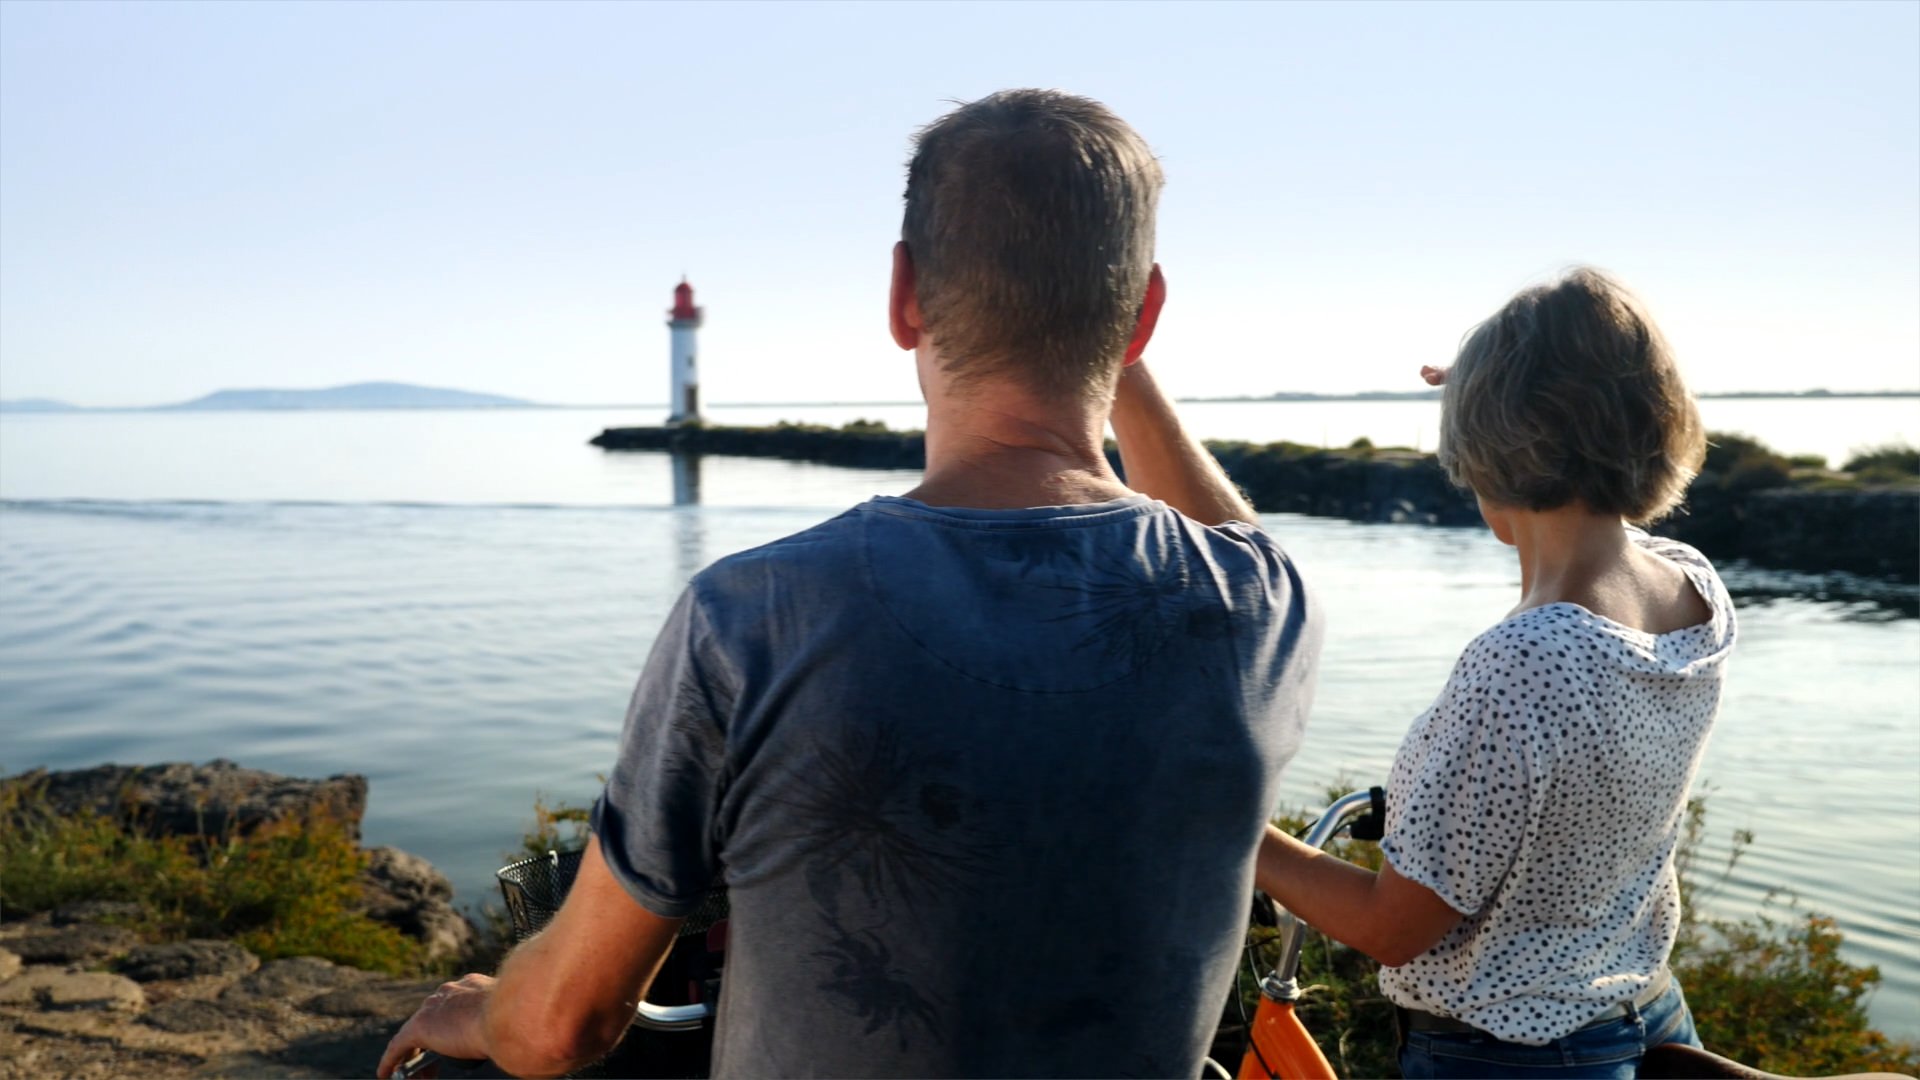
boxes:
[1,0,1915,407]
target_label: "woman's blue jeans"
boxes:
[1398,983,1703,1079]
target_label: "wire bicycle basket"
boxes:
[496,850,730,1078]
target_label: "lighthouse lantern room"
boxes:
[667,279,704,425]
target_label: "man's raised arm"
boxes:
[1110,359,1258,527]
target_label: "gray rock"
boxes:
[220,956,370,1005]
[2,760,368,841]
[118,940,259,982]
[51,900,148,927]
[140,997,270,1033]
[358,846,478,965]
[8,923,140,964]
[302,979,441,1022]
[358,847,452,918]
[0,947,19,981]
[0,970,146,1011]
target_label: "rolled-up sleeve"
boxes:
[590,584,735,918]
[1380,659,1536,917]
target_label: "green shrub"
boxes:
[1726,457,1792,492]
[0,777,422,975]
[1842,442,1919,477]
[518,792,591,858]
[1787,453,1829,470]
[1702,431,1788,477]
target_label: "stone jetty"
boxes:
[592,422,1920,583]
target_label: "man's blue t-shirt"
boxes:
[592,495,1321,1077]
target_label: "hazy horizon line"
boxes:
[8,387,1920,412]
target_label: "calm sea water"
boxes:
[0,404,1915,1036]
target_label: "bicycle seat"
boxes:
[1638,1043,1914,1080]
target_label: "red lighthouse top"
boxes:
[669,278,700,321]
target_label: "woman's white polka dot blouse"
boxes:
[1377,529,1737,1045]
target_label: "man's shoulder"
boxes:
[1178,514,1310,597]
[689,505,866,603]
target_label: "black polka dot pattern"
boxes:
[1377,531,1737,1046]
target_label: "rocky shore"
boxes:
[592,423,1920,583]
[0,761,486,1079]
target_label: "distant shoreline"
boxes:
[5,389,1917,414]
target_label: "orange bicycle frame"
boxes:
[1237,992,1336,1079]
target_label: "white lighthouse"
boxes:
[666,278,703,426]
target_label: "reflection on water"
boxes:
[671,449,703,507]
[1719,564,1920,620]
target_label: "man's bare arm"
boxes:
[378,835,683,1078]
[1109,360,1258,526]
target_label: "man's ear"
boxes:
[889,241,921,350]
[1124,264,1166,366]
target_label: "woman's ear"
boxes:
[1124,264,1167,366]
[889,242,921,350]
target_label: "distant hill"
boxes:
[162,382,532,411]
[0,398,80,412]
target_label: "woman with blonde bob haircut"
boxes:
[1255,269,1736,1078]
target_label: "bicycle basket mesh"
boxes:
[496,850,729,942]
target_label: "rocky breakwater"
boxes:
[0,761,484,1078]
[591,419,926,470]
[593,422,1919,584]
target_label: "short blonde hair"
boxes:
[1438,268,1705,524]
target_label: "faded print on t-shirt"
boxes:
[592,495,1321,1077]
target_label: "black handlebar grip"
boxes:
[1349,785,1388,842]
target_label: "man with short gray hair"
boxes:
[382,88,1321,1079]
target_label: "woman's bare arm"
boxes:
[1254,823,1463,968]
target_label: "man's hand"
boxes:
[1420,365,1448,387]
[378,973,495,1079]
[377,837,683,1079]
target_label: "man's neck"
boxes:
[903,392,1133,510]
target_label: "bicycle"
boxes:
[395,789,1913,1080]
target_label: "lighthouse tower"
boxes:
[666,278,704,425]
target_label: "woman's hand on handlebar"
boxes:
[377,973,496,1078]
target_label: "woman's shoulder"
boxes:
[1459,603,1594,662]
[1433,607,1593,706]
[1627,526,1717,573]
[1627,526,1738,637]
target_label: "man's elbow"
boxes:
[488,1004,627,1078]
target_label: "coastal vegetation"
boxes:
[1844,442,1920,484]
[0,775,422,976]
[1258,792,1920,1077]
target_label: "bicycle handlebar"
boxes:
[1264,786,1387,1000]
[390,1000,711,1077]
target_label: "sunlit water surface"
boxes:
[0,406,1914,1036]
